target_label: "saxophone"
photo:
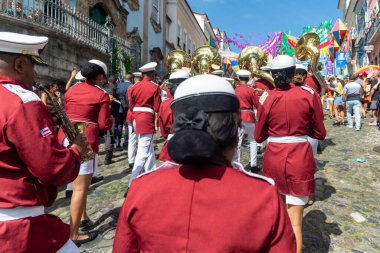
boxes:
[34,82,93,161]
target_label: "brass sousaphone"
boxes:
[295,32,325,95]
[192,46,221,74]
[165,49,192,74]
[238,46,274,87]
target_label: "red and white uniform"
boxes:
[254,78,274,98]
[129,76,161,134]
[113,163,296,252]
[254,85,326,197]
[64,80,113,153]
[234,82,259,167]
[126,84,137,165]
[0,75,81,252]
[158,91,174,162]
[305,73,322,95]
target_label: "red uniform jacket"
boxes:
[254,85,326,196]
[305,73,322,94]
[158,97,174,162]
[113,164,296,252]
[129,77,161,134]
[235,82,259,123]
[254,78,274,95]
[64,81,112,153]
[0,75,81,252]
[126,84,135,124]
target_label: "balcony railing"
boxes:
[366,14,380,43]
[0,0,110,53]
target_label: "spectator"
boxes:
[326,76,335,119]
[369,73,380,126]
[342,75,362,131]
[360,74,371,118]
[330,75,345,126]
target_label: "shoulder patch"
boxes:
[136,161,180,179]
[259,91,269,105]
[94,85,108,93]
[231,162,275,185]
[2,84,40,103]
[301,85,315,94]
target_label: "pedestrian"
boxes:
[255,55,326,253]
[63,59,113,246]
[128,63,161,187]
[369,72,380,126]
[233,69,260,172]
[158,70,189,162]
[326,75,336,119]
[113,74,296,252]
[115,74,133,150]
[331,75,345,126]
[342,75,363,131]
[0,31,88,252]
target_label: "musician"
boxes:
[113,74,296,252]
[305,63,323,94]
[128,62,161,186]
[64,59,113,246]
[0,32,87,252]
[254,66,275,95]
[255,55,326,253]
[233,69,260,172]
[158,70,189,162]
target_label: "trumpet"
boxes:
[95,85,121,104]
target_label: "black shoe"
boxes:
[250,166,260,173]
[332,121,339,126]
[91,176,104,185]
[129,163,134,170]
[104,159,114,165]
[80,219,94,228]
[122,143,128,150]
[72,232,98,247]
[65,190,73,199]
[257,146,262,154]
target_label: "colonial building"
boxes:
[193,12,218,48]
[213,27,232,57]
[124,0,166,72]
[166,0,207,57]
[338,0,380,69]
[0,0,139,82]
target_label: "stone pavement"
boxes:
[48,114,380,253]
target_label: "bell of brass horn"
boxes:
[192,46,221,74]
[238,46,274,87]
[165,49,192,74]
[295,32,325,95]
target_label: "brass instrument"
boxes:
[165,49,192,74]
[34,83,93,161]
[295,32,325,95]
[192,46,221,74]
[238,46,274,87]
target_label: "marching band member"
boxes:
[0,32,87,252]
[113,74,296,252]
[305,63,322,94]
[233,69,260,172]
[128,63,161,186]
[255,55,326,253]
[158,70,189,162]
[64,59,113,245]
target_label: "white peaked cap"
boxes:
[139,62,157,72]
[223,77,234,83]
[270,55,295,70]
[0,32,48,65]
[261,65,270,71]
[171,74,239,113]
[75,71,86,81]
[133,72,142,77]
[236,69,251,78]
[170,70,190,79]
[89,59,108,76]
[295,64,308,71]
[211,69,224,76]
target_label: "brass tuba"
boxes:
[295,32,325,95]
[165,49,192,74]
[238,46,274,87]
[192,46,221,74]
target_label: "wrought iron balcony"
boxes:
[0,0,110,53]
[366,14,380,43]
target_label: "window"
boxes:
[166,18,170,41]
[89,4,108,25]
[183,31,187,51]
[152,0,160,24]
[177,24,181,47]
[188,37,191,54]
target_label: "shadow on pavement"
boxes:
[313,177,336,203]
[84,207,121,234]
[303,210,342,253]
[320,138,336,152]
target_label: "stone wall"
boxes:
[0,15,108,84]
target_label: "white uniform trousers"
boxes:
[127,123,137,164]
[233,122,257,167]
[128,133,156,186]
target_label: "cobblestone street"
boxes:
[48,114,380,253]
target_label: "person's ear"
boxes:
[13,57,25,74]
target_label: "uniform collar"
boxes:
[0,74,29,90]
[238,81,248,87]
[143,76,152,82]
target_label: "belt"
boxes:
[167,134,174,140]
[133,107,154,114]
[241,109,254,112]
[267,135,308,143]
[0,206,44,221]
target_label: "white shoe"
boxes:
[346,125,353,128]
